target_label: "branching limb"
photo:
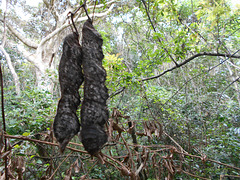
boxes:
[161,49,240,106]
[88,0,115,9]
[1,2,115,50]
[4,22,38,49]
[180,151,240,171]
[39,4,115,48]
[43,0,59,22]
[141,0,178,66]
[141,51,240,82]
[110,87,125,98]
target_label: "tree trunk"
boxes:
[0,45,21,96]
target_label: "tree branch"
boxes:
[2,2,115,50]
[181,170,210,180]
[38,4,115,48]
[141,0,178,66]
[140,52,240,82]
[3,134,87,153]
[43,0,59,22]
[0,45,21,96]
[5,23,38,49]
[110,87,126,98]
[88,0,115,9]
[161,49,240,106]
[218,76,240,101]
[17,46,36,64]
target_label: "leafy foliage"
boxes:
[0,0,240,179]
[5,87,56,135]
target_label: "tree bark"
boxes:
[53,33,83,153]
[80,19,109,155]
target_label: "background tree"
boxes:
[1,0,115,91]
[0,0,240,179]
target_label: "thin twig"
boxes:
[182,170,210,180]
[141,0,178,66]
[3,134,87,153]
[103,153,129,170]
[88,160,98,173]
[163,131,187,154]
[208,159,240,171]
[110,87,126,98]
[120,133,135,171]
[162,49,240,106]
[92,0,97,23]
[48,151,73,180]
[180,152,240,171]
[220,174,240,179]
[218,76,240,102]
[141,0,157,32]
[0,62,8,180]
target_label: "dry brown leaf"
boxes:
[156,122,163,136]
[151,152,157,166]
[148,121,155,133]
[141,147,146,157]
[143,122,153,139]
[95,152,105,165]
[108,118,114,138]
[127,121,135,134]
[120,166,131,176]
[143,149,149,160]
[73,159,80,173]
[0,173,4,180]
[201,154,207,163]
[3,169,16,180]
[80,174,87,180]
[15,156,25,180]
[146,129,153,139]
[113,122,124,133]
[121,155,129,163]
[112,108,122,123]
[64,165,73,180]
[135,132,145,136]
[163,159,172,174]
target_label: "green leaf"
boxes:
[22,132,30,136]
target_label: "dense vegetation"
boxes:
[0,0,239,179]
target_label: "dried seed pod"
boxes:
[54,32,84,153]
[58,33,84,95]
[80,19,109,155]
